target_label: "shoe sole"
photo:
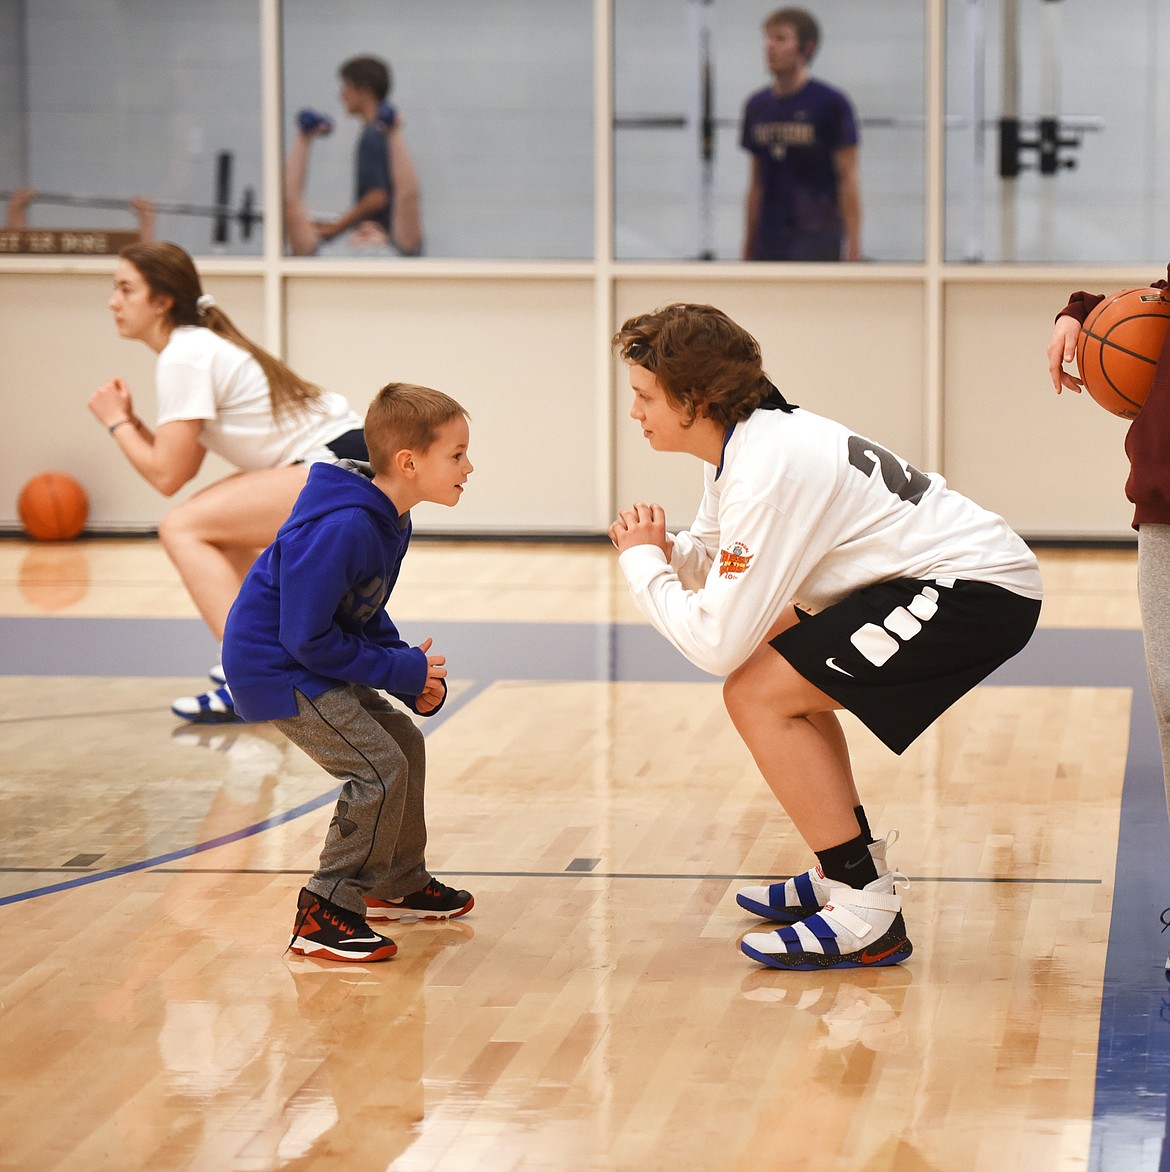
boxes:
[289,938,397,962]
[740,934,913,971]
[171,707,242,724]
[365,895,474,923]
[736,892,817,923]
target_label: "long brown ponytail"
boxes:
[119,241,323,420]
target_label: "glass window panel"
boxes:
[945,0,1170,263]
[1,0,263,257]
[280,0,594,260]
[613,0,926,262]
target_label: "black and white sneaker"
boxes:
[289,888,397,962]
[365,877,474,922]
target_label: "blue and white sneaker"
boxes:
[296,108,334,136]
[740,871,912,971]
[208,662,227,686]
[737,830,899,923]
[171,684,240,724]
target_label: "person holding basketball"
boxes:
[1049,266,1170,977]
[610,303,1041,971]
[87,240,366,723]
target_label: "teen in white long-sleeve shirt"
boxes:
[610,303,1041,972]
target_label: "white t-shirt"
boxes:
[153,326,362,470]
[619,405,1043,677]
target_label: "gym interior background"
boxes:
[0,0,1167,539]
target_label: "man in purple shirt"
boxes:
[741,8,861,262]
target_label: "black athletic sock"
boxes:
[816,832,879,887]
[853,804,873,843]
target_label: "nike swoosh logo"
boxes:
[825,657,854,677]
[860,941,903,964]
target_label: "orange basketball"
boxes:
[1076,287,1170,418]
[17,472,89,541]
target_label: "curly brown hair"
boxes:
[611,304,776,429]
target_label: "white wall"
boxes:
[283,274,602,532]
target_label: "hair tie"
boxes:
[196,293,216,315]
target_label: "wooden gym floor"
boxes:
[1,539,1168,1172]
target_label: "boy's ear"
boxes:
[393,448,416,477]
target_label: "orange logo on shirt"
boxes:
[719,541,753,579]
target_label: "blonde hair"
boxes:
[120,240,323,420]
[364,382,469,474]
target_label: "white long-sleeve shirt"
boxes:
[618,405,1042,677]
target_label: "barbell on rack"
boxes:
[0,186,261,240]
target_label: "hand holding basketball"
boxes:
[1074,287,1170,418]
[1047,316,1084,394]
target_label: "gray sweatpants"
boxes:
[273,684,430,915]
[1139,524,1170,822]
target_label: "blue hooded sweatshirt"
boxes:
[222,460,441,722]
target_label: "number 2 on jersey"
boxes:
[847,435,929,505]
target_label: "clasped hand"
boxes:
[608,501,673,559]
[416,636,447,714]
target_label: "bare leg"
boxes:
[157,465,310,639]
[723,636,860,851]
[284,133,323,256]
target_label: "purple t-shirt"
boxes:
[740,78,858,261]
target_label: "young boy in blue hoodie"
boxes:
[223,382,475,962]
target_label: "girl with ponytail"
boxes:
[87,240,367,724]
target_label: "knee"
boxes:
[156,506,188,553]
[157,502,211,558]
[723,661,756,721]
[723,649,809,723]
[392,715,426,761]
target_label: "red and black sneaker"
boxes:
[365,877,474,922]
[289,888,397,962]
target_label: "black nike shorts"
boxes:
[769,577,1042,755]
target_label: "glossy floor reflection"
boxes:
[0,538,1167,1171]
